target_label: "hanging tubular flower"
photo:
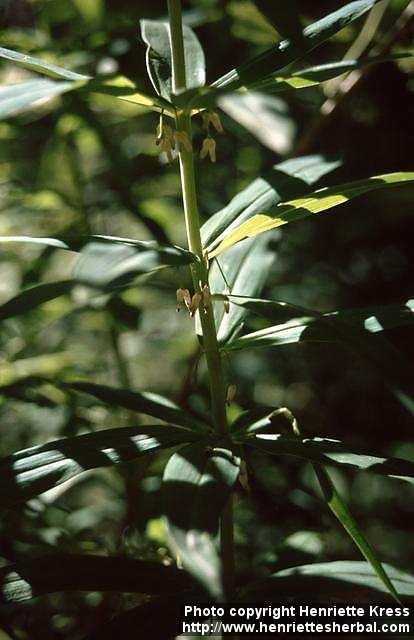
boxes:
[176,288,191,312]
[189,292,202,317]
[174,130,192,152]
[156,114,175,163]
[200,137,216,163]
[201,110,224,134]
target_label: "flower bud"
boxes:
[202,284,211,307]
[174,130,192,152]
[226,384,237,405]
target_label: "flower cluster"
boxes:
[156,120,192,162]
[155,110,224,163]
[176,284,230,317]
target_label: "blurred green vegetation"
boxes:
[0,0,414,637]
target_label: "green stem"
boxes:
[167,0,234,596]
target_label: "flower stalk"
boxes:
[167,0,234,598]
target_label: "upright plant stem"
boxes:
[167,0,234,597]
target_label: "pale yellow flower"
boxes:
[156,123,175,163]
[200,137,216,162]
[201,110,224,134]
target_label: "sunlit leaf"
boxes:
[203,154,341,251]
[0,235,197,291]
[0,425,199,507]
[218,92,295,154]
[314,465,400,602]
[74,239,197,289]
[83,75,173,114]
[163,442,240,600]
[209,172,414,257]
[239,432,414,484]
[251,52,414,93]
[0,79,78,119]
[0,46,90,81]
[64,380,209,433]
[179,52,414,111]
[140,19,205,100]
[0,235,71,249]
[0,47,169,116]
[0,554,193,603]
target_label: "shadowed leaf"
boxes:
[163,442,240,600]
[0,554,193,603]
[241,561,414,602]
[64,380,209,433]
[0,281,75,321]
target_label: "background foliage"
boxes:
[0,0,414,637]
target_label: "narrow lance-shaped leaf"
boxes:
[0,46,90,80]
[163,442,240,600]
[74,239,197,290]
[205,156,340,343]
[80,75,173,114]
[0,235,197,289]
[0,554,193,604]
[0,425,199,507]
[209,236,275,345]
[140,20,205,101]
[0,235,71,249]
[0,79,80,120]
[209,172,414,257]
[238,432,414,484]
[314,465,400,602]
[0,281,75,322]
[203,154,341,252]
[251,52,414,94]
[225,297,414,350]
[0,46,171,116]
[212,0,381,90]
[64,380,209,433]
[180,52,414,111]
[241,561,414,602]
[219,92,296,155]
[225,296,414,413]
